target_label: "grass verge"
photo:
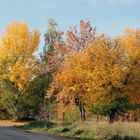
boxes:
[17,121,140,140]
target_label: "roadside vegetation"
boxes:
[19,121,140,140]
[0,18,139,140]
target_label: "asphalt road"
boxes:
[0,126,75,140]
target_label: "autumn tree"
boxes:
[47,20,96,121]
[56,35,139,123]
[0,22,40,120]
[41,20,140,123]
[48,20,96,70]
[117,28,140,121]
[38,18,64,123]
[118,28,140,101]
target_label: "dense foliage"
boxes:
[0,20,139,123]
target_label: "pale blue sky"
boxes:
[0,0,140,53]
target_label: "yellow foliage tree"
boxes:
[0,22,40,120]
[118,28,140,89]
[56,36,123,120]
[56,34,140,122]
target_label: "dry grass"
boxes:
[0,120,27,127]
[72,121,140,139]
[20,120,140,140]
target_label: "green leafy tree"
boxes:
[39,18,63,123]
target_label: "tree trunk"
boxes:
[109,110,116,124]
[62,112,65,122]
[12,112,19,122]
[75,97,86,121]
[79,102,86,121]
[96,113,100,122]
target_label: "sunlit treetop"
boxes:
[0,22,40,91]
